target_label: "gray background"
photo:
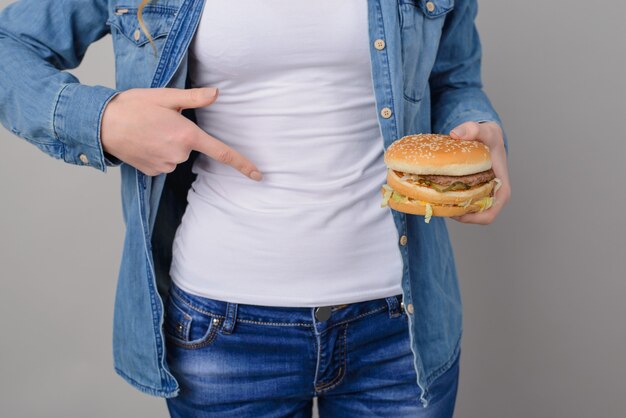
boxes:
[1,1,624,417]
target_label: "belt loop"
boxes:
[385,295,402,318]
[221,302,238,334]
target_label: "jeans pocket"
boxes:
[163,287,223,349]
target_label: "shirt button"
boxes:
[79,153,89,164]
[425,1,436,12]
[406,303,414,315]
[380,107,393,119]
[373,39,385,50]
[134,28,141,41]
[399,235,408,246]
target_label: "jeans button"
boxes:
[314,306,332,321]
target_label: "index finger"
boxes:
[187,126,262,181]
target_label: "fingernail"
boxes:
[250,170,263,181]
[203,87,218,98]
[451,128,465,138]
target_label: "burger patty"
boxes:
[421,169,496,187]
[397,169,496,187]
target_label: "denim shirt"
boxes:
[0,0,506,408]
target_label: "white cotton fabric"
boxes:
[169,0,403,307]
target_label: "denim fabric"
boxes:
[164,281,459,417]
[0,0,504,408]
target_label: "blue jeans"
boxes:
[163,281,459,417]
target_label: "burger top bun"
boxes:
[384,133,492,176]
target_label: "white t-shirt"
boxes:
[169,0,404,307]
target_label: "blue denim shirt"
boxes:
[0,0,506,407]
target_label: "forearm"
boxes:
[428,0,508,154]
[0,0,121,172]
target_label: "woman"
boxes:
[0,0,511,416]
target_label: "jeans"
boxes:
[163,280,459,417]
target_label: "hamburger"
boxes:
[380,133,502,223]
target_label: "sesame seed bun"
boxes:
[383,133,492,176]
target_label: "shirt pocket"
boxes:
[106,4,178,88]
[397,0,455,103]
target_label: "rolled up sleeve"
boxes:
[429,0,508,154]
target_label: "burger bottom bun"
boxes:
[385,195,483,217]
[387,169,496,205]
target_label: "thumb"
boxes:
[450,121,480,140]
[155,87,219,111]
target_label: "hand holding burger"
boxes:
[449,121,511,225]
[381,121,510,225]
